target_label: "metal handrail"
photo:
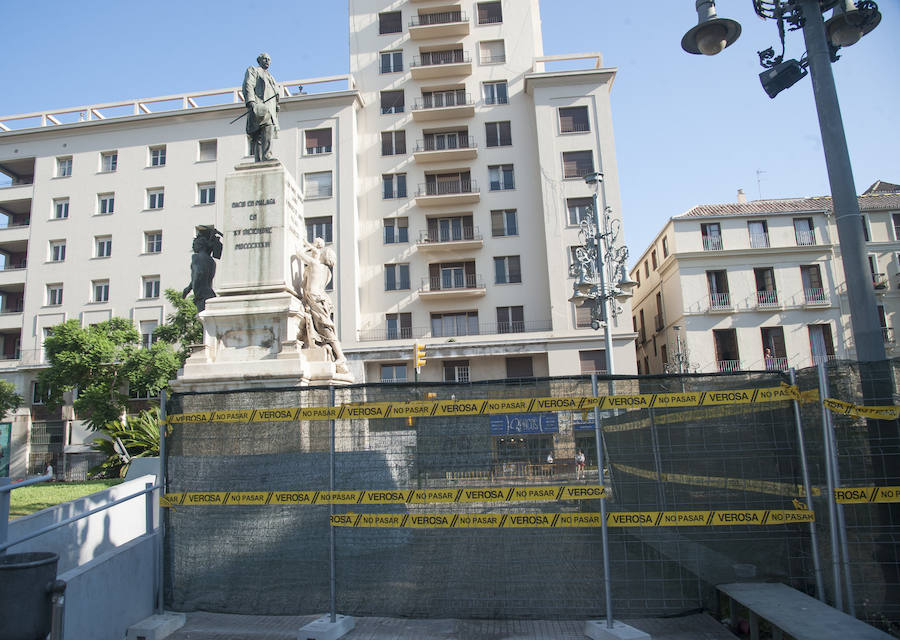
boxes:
[709,292,731,309]
[412,93,473,110]
[358,319,552,342]
[703,236,724,251]
[417,226,481,244]
[749,232,770,248]
[757,290,779,306]
[420,274,484,292]
[411,52,471,68]
[804,288,828,303]
[409,11,467,27]
[415,136,476,152]
[417,180,478,197]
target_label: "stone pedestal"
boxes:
[171,162,352,392]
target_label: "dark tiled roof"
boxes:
[864,180,900,194]
[676,193,900,218]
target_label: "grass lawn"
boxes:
[8,480,123,519]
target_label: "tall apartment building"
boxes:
[630,182,900,374]
[0,0,634,477]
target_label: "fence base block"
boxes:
[585,619,651,640]
[297,614,356,640]
[126,612,186,640]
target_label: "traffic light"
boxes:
[414,343,427,371]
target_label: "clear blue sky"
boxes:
[1,1,897,261]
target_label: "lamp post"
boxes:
[567,172,637,375]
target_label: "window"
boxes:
[861,215,870,242]
[100,151,118,172]
[651,250,658,269]
[145,231,162,254]
[707,270,730,308]
[422,129,468,151]
[562,151,594,179]
[497,306,524,333]
[506,357,533,379]
[701,223,723,250]
[662,236,669,257]
[306,217,333,244]
[149,145,166,167]
[304,128,333,154]
[46,284,63,306]
[48,240,66,262]
[477,1,503,24]
[801,264,825,303]
[491,209,518,237]
[567,197,592,225]
[488,164,514,190]
[93,280,109,303]
[381,364,408,382]
[380,90,405,114]
[380,50,403,73]
[385,264,411,291]
[419,48,465,66]
[379,11,402,34]
[384,218,409,244]
[95,236,112,258]
[198,183,216,205]
[755,267,778,306]
[432,313,478,338]
[559,106,589,133]
[644,262,649,278]
[483,81,508,105]
[429,261,476,290]
[98,193,115,215]
[485,121,512,147]
[142,276,160,299]
[198,140,217,161]
[494,255,521,284]
[479,39,506,64]
[147,188,164,209]
[575,304,592,328]
[53,198,69,219]
[381,131,406,155]
[303,171,333,199]
[383,173,407,199]
[32,381,51,405]
[140,320,158,349]
[426,215,474,242]
[748,220,769,248]
[761,327,787,370]
[808,324,835,364]
[56,156,72,177]
[443,359,470,383]
[421,88,468,109]
[386,313,412,340]
[579,350,606,374]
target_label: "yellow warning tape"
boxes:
[160,484,607,508]
[329,509,815,528]
[833,487,900,503]
[166,385,806,424]
[613,463,821,498]
[822,398,900,421]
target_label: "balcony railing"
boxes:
[0,260,27,271]
[764,356,789,371]
[812,354,837,366]
[418,226,481,244]
[358,319,553,342]
[804,288,828,304]
[882,327,894,343]
[796,229,816,246]
[417,180,478,197]
[717,359,741,373]
[416,136,476,152]
[413,92,473,110]
[411,51,471,68]
[702,236,723,251]
[410,11,466,26]
[873,273,888,290]
[420,274,484,293]
[0,220,30,229]
[756,290,779,307]
[560,123,591,134]
[709,292,731,309]
[749,233,770,248]
[304,145,332,155]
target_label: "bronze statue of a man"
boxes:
[183,227,223,312]
[242,53,280,162]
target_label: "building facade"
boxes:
[630,183,900,374]
[0,0,635,477]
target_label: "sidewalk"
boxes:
[167,611,737,639]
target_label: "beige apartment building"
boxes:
[0,0,635,477]
[630,182,900,374]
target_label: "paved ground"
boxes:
[166,611,738,639]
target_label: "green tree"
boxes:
[154,288,202,366]
[0,379,22,420]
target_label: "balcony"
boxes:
[417,226,483,253]
[702,236,723,251]
[882,327,895,343]
[409,11,470,40]
[812,354,837,366]
[795,230,816,246]
[410,51,472,80]
[0,310,23,331]
[873,273,888,290]
[0,220,30,244]
[749,233,770,249]
[803,288,829,306]
[717,360,741,373]
[418,274,486,300]
[756,290,780,308]
[412,93,475,121]
[708,292,732,312]
[0,261,27,286]
[764,356,789,371]
[358,318,552,342]
[415,180,480,207]
[414,137,477,163]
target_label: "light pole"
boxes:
[568,172,637,375]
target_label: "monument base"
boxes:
[170,291,353,393]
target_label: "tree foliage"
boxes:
[0,379,22,420]
[90,408,162,478]
[154,288,202,366]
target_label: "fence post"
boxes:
[591,373,613,628]
[647,409,666,510]
[788,368,825,602]
[0,476,9,555]
[157,389,167,615]
[329,385,336,624]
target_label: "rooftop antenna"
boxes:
[756,169,767,199]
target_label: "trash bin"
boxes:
[0,552,59,640]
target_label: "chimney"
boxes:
[737,189,747,204]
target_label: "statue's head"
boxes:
[257,52,271,68]
[313,237,325,249]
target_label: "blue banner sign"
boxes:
[490,413,559,435]
[573,421,596,431]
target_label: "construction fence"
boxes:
[161,360,899,633]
